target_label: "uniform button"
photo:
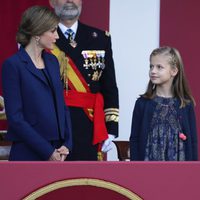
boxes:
[87,84,90,86]
[88,74,91,77]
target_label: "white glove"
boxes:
[101,134,115,153]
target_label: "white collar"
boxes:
[58,21,78,36]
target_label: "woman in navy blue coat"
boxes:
[2,6,72,161]
[130,46,198,161]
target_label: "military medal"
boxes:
[65,29,77,48]
[92,70,102,81]
[81,50,105,81]
[82,51,89,69]
[69,38,77,48]
[92,71,99,81]
[100,51,105,69]
[88,52,95,70]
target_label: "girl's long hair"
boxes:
[142,46,195,107]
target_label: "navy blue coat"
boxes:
[130,97,198,161]
[2,47,72,160]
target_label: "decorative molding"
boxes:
[23,178,142,200]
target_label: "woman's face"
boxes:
[39,27,59,50]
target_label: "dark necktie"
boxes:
[65,29,74,44]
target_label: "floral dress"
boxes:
[144,96,185,161]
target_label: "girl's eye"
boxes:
[157,65,163,69]
[150,64,153,69]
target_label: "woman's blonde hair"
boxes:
[16,5,59,46]
[142,46,195,107]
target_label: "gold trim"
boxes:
[23,178,142,200]
[88,108,94,118]
[0,96,6,120]
[104,108,119,113]
[51,44,68,83]
[51,44,87,92]
[105,111,119,116]
[106,115,119,122]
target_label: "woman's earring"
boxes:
[152,84,156,90]
[35,36,40,46]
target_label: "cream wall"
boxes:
[108,0,160,160]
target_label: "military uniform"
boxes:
[52,21,119,160]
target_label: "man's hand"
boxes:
[101,134,115,153]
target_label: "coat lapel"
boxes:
[17,47,48,86]
[43,52,58,90]
[75,21,91,46]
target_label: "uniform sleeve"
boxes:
[100,33,119,137]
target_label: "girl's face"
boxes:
[39,26,59,50]
[149,54,178,87]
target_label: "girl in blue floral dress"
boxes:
[130,46,197,161]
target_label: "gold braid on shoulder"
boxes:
[51,44,69,89]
